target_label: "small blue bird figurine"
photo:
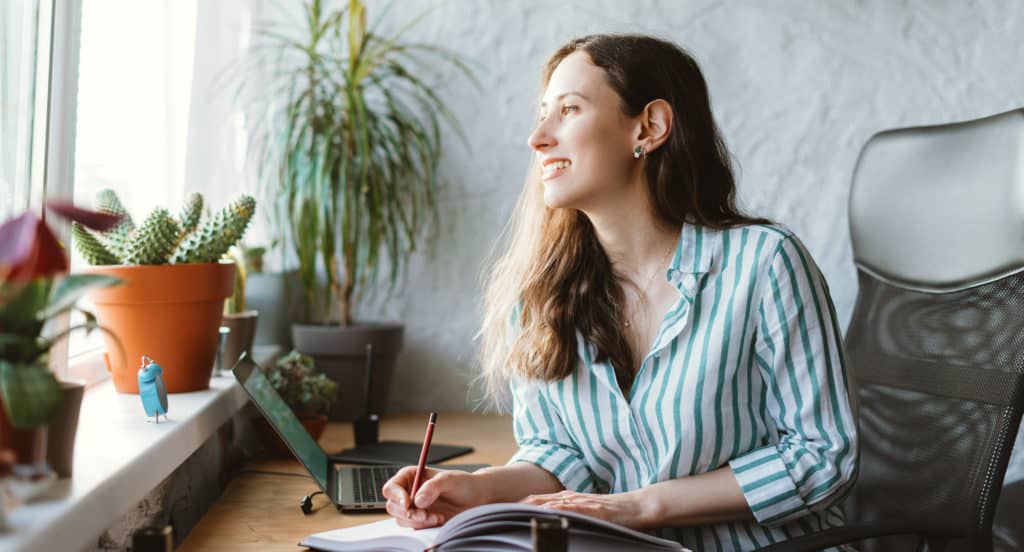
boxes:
[138,355,168,423]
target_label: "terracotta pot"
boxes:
[0,393,47,468]
[255,414,328,458]
[292,323,403,421]
[221,310,258,369]
[83,262,236,393]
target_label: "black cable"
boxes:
[301,491,324,514]
[238,469,322,514]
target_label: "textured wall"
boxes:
[352,0,1024,413]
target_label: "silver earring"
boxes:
[633,145,645,159]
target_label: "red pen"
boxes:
[410,412,437,502]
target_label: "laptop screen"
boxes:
[233,358,330,492]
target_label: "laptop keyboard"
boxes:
[355,466,400,504]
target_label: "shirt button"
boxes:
[683,274,697,289]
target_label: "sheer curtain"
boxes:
[183,0,266,229]
[68,0,267,362]
[72,1,198,232]
[73,0,271,243]
[0,0,44,219]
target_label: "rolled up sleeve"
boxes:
[507,377,596,493]
[729,235,859,527]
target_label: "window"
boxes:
[67,1,200,367]
[71,1,198,226]
[6,0,257,381]
[0,0,47,219]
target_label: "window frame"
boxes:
[41,0,86,380]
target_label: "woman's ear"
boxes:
[634,99,673,153]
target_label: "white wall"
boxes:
[352,0,1024,413]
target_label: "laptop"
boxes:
[232,357,487,511]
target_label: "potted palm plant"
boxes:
[240,0,476,420]
[73,190,255,393]
[0,202,121,469]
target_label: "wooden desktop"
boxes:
[178,412,515,551]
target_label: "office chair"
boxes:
[758,107,1024,552]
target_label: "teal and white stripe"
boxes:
[508,223,858,551]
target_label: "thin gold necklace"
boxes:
[623,242,676,329]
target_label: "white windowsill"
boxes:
[0,366,253,551]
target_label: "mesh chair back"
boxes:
[845,108,1024,552]
[843,263,1024,552]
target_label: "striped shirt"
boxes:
[507,222,859,552]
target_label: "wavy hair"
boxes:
[479,34,772,405]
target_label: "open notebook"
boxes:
[300,502,689,551]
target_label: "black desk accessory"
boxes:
[330,343,474,465]
[532,516,569,552]
[132,525,173,552]
[330,440,474,466]
[353,343,379,446]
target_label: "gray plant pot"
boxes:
[291,322,404,421]
[246,271,302,347]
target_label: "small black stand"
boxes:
[531,516,569,552]
[330,342,474,465]
[133,525,173,552]
[353,343,379,446]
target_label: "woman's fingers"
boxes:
[412,470,452,509]
[521,489,574,505]
[387,497,445,528]
[392,507,445,529]
[385,497,407,519]
[381,465,425,508]
[384,466,451,527]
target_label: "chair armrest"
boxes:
[751,522,961,552]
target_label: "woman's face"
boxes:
[528,51,638,211]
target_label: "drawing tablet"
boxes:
[330,441,473,466]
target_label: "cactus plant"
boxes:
[96,188,135,259]
[71,222,120,265]
[72,190,255,266]
[123,208,181,265]
[172,196,257,264]
[179,192,203,237]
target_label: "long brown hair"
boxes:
[479,34,771,404]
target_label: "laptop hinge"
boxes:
[327,460,339,504]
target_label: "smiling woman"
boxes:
[382,34,859,552]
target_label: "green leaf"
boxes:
[43,274,122,319]
[0,361,61,429]
[0,279,51,327]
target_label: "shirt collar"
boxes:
[666,221,719,292]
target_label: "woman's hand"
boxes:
[381,466,487,529]
[520,489,656,529]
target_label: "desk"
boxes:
[179,412,515,551]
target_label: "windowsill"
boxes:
[0,347,277,551]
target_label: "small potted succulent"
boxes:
[256,351,337,456]
[73,189,255,394]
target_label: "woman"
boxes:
[383,34,858,551]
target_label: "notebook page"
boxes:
[299,518,440,552]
